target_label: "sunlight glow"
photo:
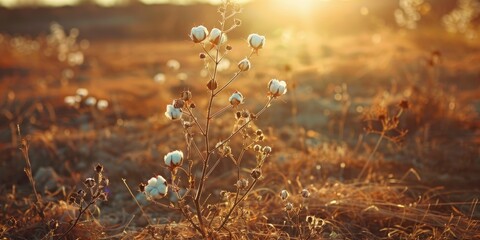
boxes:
[276,0,318,15]
[0,0,251,7]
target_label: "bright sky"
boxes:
[0,0,251,7]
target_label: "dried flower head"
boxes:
[268,79,287,97]
[165,104,183,120]
[164,150,184,169]
[190,25,209,43]
[253,144,261,152]
[145,175,168,198]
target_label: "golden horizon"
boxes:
[0,0,251,8]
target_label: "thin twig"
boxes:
[216,179,258,230]
[214,98,273,152]
[358,132,385,179]
[122,178,152,225]
[17,124,45,220]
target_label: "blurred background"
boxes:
[1,0,479,238]
[0,0,477,40]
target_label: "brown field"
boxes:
[1,0,480,239]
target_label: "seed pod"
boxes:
[173,99,185,109]
[181,90,192,101]
[7,217,17,227]
[262,146,272,154]
[183,121,192,128]
[84,178,96,188]
[99,192,108,201]
[68,195,76,204]
[237,58,251,72]
[207,204,218,212]
[236,178,249,189]
[280,190,289,201]
[399,100,409,109]
[285,202,294,211]
[48,219,59,230]
[207,79,218,90]
[251,168,262,179]
[301,189,311,198]
[77,189,86,198]
[95,164,103,173]
[139,183,146,192]
[234,19,242,26]
[235,111,242,119]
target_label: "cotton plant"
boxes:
[63,88,110,130]
[137,0,288,237]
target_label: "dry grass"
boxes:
[1,3,480,239]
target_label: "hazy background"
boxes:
[0,0,465,40]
